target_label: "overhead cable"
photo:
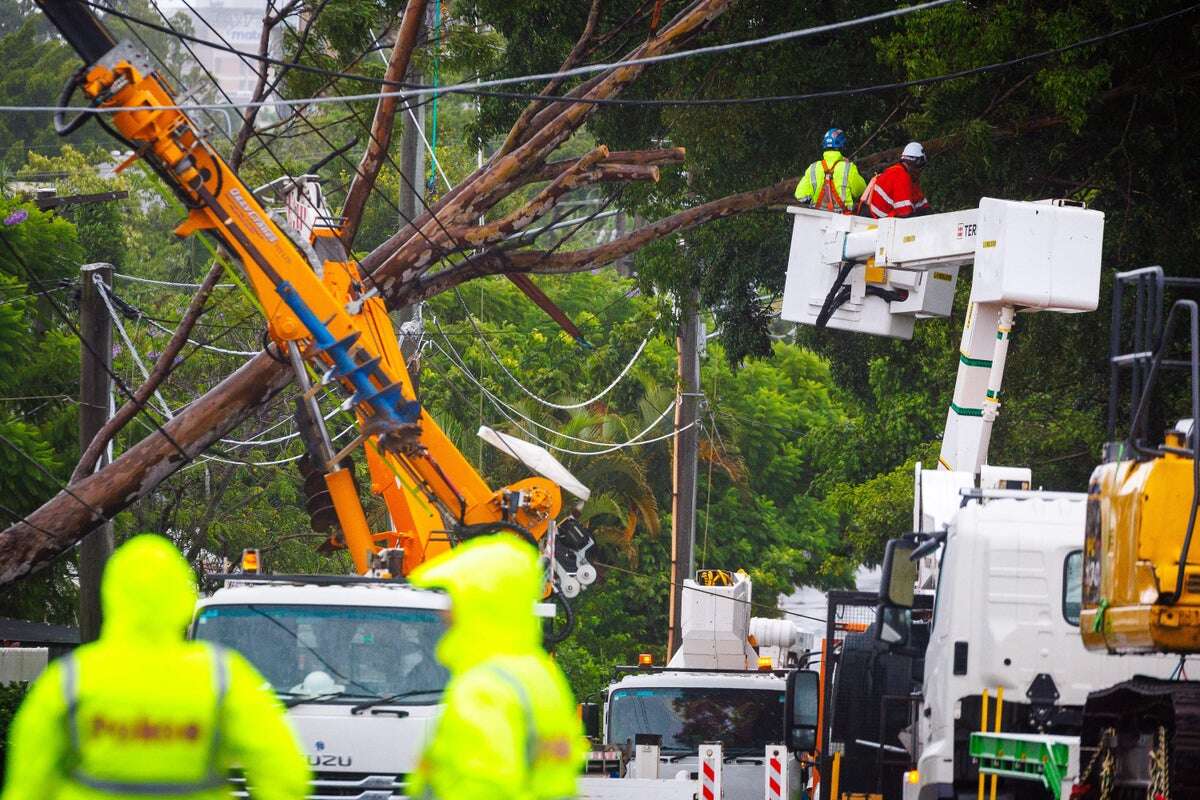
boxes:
[82,0,953,95]
[454,286,655,410]
[99,280,314,448]
[13,3,1193,115]
[141,316,260,357]
[94,275,175,419]
[430,334,692,456]
[114,272,235,289]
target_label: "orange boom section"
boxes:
[44,16,564,576]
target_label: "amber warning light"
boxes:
[757,656,774,671]
[637,653,653,668]
[241,548,261,574]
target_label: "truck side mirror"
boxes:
[784,669,819,753]
[580,702,601,740]
[875,604,912,647]
[880,538,917,608]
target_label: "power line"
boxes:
[0,429,108,521]
[0,500,58,537]
[428,324,693,455]
[453,286,655,410]
[15,1,1190,114]
[93,274,175,419]
[82,0,953,95]
[0,233,192,464]
[113,272,235,289]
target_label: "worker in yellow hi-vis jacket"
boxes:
[1,534,311,800]
[794,127,867,214]
[409,534,586,800]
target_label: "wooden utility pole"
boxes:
[668,286,701,656]
[78,262,113,642]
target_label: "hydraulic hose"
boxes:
[815,262,854,329]
[543,587,575,646]
[54,69,94,137]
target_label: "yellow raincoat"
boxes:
[409,534,585,800]
[1,535,311,800]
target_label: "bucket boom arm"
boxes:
[781,200,1104,476]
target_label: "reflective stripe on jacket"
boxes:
[863,162,930,218]
[794,150,866,211]
[61,646,230,795]
[1,535,311,800]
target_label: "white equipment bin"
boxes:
[971,198,1103,311]
[670,574,757,670]
[781,199,1104,340]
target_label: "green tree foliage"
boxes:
[3,0,1194,699]
[0,198,83,623]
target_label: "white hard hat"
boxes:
[901,141,926,161]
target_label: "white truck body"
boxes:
[582,670,797,800]
[903,489,1175,800]
[193,580,451,800]
[582,574,814,800]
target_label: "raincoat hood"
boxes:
[100,534,198,643]
[410,534,543,672]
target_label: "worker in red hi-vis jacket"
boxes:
[860,142,932,218]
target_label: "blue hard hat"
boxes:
[822,128,846,150]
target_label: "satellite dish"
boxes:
[477,426,591,501]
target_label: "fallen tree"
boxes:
[2,0,1130,583]
[0,0,740,583]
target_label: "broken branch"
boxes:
[340,0,429,248]
[456,145,610,248]
[70,260,227,483]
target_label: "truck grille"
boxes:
[230,770,407,800]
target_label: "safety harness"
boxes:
[811,155,851,213]
[62,645,230,795]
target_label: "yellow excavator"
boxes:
[33,0,597,627]
[1077,266,1200,797]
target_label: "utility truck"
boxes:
[578,570,820,800]
[781,200,1175,799]
[193,572,449,799]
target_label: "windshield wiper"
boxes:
[350,688,443,715]
[279,690,374,708]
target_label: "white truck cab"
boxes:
[192,577,450,800]
[581,572,819,800]
[883,485,1175,800]
[599,669,799,799]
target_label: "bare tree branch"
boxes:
[394,178,795,305]
[71,261,227,483]
[340,0,429,248]
[496,0,604,157]
[455,145,610,248]
[360,0,732,285]
[522,147,684,184]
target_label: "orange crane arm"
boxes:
[37,1,571,578]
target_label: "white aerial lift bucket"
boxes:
[781,199,1104,475]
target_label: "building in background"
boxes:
[161,0,280,111]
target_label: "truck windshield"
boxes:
[607,687,785,754]
[194,604,448,704]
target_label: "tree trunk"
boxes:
[0,353,291,584]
